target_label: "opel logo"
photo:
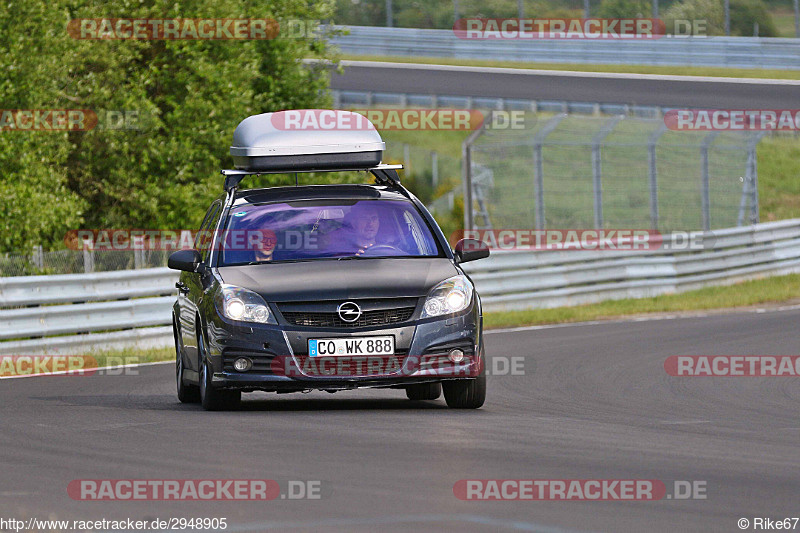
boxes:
[337,301,362,323]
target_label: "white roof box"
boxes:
[230,110,385,172]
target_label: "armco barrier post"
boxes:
[83,247,94,273]
[648,123,668,230]
[462,120,489,232]
[591,116,624,229]
[431,151,438,189]
[700,132,720,231]
[532,114,567,230]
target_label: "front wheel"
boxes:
[175,320,199,403]
[442,354,486,409]
[197,330,240,411]
[199,361,241,411]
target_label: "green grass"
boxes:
[771,8,799,37]
[347,64,800,325]
[84,134,800,331]
[383,118,800,229]
[484,273,800,328]
[342,54,800,80]
[0,347,173,378]
[757,134,800,221]
[88,346,173,367]
[378,127,800,329]
[383,115,799,231]
[12,274,797,364]
[57,273,800,356]
[382,129,466,160]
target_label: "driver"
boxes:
[347,203,381,255]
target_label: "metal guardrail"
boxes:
[3,219,800,353]
[331,26,800,70]
[0,268,178,355]
[0,297,174,341]
[0,268,177,307]
[334,89,668,118]
[462,219,800,311]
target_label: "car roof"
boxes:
[232,184,410,207]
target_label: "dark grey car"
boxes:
[168,110,489,410]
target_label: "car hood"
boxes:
[216,258,459,302]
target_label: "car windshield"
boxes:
[219,199,442,265]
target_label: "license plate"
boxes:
[308,336,394,357]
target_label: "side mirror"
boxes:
[168,249,203,272]
[454,239,490,264]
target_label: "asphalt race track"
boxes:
[2,307,799,532]
[330,61,800,109]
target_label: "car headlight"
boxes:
[421,275,474,318]
[215,284,276,324]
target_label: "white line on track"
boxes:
[0,360,172,380]
[336,59,800,86]
[6,303,800,378]
[224,514,587,532]
[485,302,800,335]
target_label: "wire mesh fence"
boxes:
[466,113,764,232]
[2,112,768,276]
[383,142,464,237]
[0,248,171,277]
[1,145,463,277]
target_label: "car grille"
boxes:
[281,307,415,328]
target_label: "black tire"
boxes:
[198,330,241,411]
[174,319,200,403]
[442,354,486,409]
[405,382,442,401]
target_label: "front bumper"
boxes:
[204,301,483,393]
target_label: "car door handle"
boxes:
[175,282,190,294]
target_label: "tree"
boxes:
[663,0,775,35]
[730,0,778,36]
[0,0,339,252]
[662,0,724,35]
[596,0,651,18]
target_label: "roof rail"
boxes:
[220,164,403,192]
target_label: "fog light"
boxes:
[233,357,252,372]
[448,348,465,364]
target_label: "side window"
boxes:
[403,210,433,255]
[195,202,221,263]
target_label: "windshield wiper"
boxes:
[243,258,314,265]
